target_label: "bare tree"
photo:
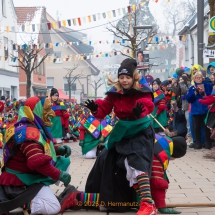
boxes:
[162,0,197,36]
[64,65,82,102]
[11,41,49,98]
[89,77,104,98]
[106,2,158,58]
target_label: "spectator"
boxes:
[179,76,191,143]
[210,74,215,86]
[186,72,213,149]
[207,62,215,75]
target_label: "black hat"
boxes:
[1,96,5,101]
[50,88,59,97]
[118,58,137,78]
[172,136,187,158]
[152,78,161,86]
[8,114,13,118]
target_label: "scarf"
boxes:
[153,89,165,105]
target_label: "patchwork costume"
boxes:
[85,59,156,214]
[0,97,71,215]
[79,115,116,158]
[49,88,70,144]
[151,134,187,214]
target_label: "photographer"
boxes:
[186,72,213,149]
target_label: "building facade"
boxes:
[177,1,210,68]
[46,13,100,103]
[0,0,19,100]
[15,7,52,98]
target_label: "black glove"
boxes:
[84,99,98,112]
[132,102,145,119]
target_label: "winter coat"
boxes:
[186,82,212,115]
[93,89,154,120]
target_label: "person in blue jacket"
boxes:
[186,71,213,149]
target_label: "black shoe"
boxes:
[189,143,195,148]
[205,143,212,149]
[194,145,202,149]
[57,185,81,213]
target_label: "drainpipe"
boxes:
[197,0,204,66]
[186,26,194,66]
[87,75,91,96]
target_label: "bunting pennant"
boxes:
[2,1,171,32]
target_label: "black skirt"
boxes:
[85,125,155,212]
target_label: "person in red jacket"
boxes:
[0,97,71,215]
[83,58,156,215]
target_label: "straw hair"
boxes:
[106,70,141,91]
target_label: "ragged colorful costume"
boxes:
[150,134,187,214]
[0,97,71,215]
[85,59,156,214]
[50,100,69,143]
[79,114,117,158]
[151,80,168,133]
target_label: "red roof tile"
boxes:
[15,7,44,25]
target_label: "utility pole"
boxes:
[197,0,204,66]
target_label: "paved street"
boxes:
[62,142,215,215]
[2,143,215,214]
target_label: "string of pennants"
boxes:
[1,0,170,32]
[0,35,178,51]
[1,43,176,63]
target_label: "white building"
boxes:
[0,0,19,100]
[177,1,210,68]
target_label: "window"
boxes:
[54,52,62,63]
[47,77,54,89]
[39,62,43,75]
[2,0,6,17]
[11,40,14,55]
[4,37,8,57]
[63,77,76,92]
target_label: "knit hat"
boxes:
[118,58,137,78]
[161,80,170,86]
[176,69,184,77]
[8,113,13,118]
[152,78,161,86]
[171,136,187,158]
[50,88,59,97]
[1,96,5,101]
[172,73,178,80]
